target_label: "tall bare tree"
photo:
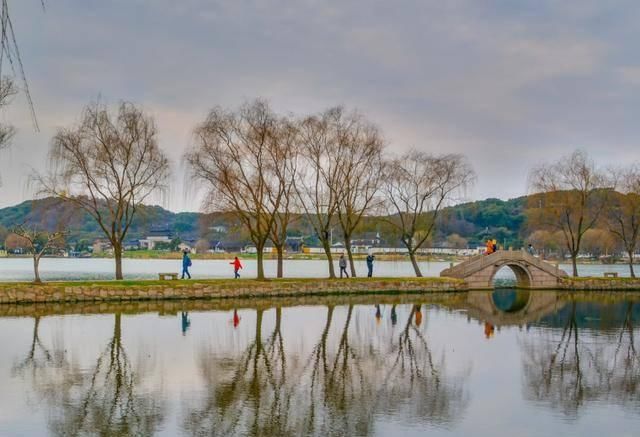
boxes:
[10,224,65,283]
[335,112,384,277]
[186,99,288,280]
[606,165,640,277]
[267,118,299,278]
[36,101,170,279]
[383,151,474,277]
[295,107,350,278]
[528,150,610,277]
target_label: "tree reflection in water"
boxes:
[521,301,640,417]
[16,313,165,436]
[183,304,469,436]
[184,307,292,436]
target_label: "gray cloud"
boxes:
[1,0,640,211]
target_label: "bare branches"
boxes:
[10,223,66,283]
[383,150,474,276]
[185,99,293,279]
[36,100,170,279]
[604,164,640,277]
[528,150,611,276]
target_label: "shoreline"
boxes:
[1,276,640,304]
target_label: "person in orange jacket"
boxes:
[230,256,243,279]
[486,239,494,255]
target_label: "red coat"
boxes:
[231,259,243,270]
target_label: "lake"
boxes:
[0,291,638,436]
[0,257,638,281]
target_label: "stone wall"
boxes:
[0,278,468,304]
[561,278,640,291]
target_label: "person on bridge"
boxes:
[230,257,243,278]
[492,239,498,252]
[485,239,494,255]
[527,244,535,255]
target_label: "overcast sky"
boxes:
[1,0,639,212]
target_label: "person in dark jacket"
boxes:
[339,254,349,278]
[182,250,192,279]
[366,254,375,277]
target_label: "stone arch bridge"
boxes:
[440,250,568,290]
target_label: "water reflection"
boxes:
[3,293,640,435]
[13,313,166,436]
[521,301,640,418]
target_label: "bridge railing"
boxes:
[441,249,568,278]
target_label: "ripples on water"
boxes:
[0,291,639,436]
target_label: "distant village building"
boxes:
[92,239,113,254]
[139,228,172,250]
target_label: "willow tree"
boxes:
[528,150,610,277]
[606,165,640,277]
[186,99,288,279]
[266,118,299,278]
[335,111,384,277]
[295,107,350,279]
[10,224,65,283]
[37,101,170,279]
[383,151,474,277]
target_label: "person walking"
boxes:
[230,256,243,279]
[527,244,535,255]
[339,254,349,278]
[181,250,192,279]
[366,253,375,277]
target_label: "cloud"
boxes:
[0,0,639,211]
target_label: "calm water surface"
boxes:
[0,291,639,436]
[1,257,638,281]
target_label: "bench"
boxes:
[603,272,618,278]
[158,272,179,280]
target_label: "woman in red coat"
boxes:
[230,257,243,279]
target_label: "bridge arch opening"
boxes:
[491,263,532,289]
[491,289,531,313]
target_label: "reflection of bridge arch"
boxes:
[440,250,568,289]
[464,290,563,327]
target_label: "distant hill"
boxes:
[0,196,531,248]
[0,198,203,244]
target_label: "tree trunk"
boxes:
[344,232,356,277]
[256,245,265,280]
[629,251,636,278]
[33,255,41,283]
[409,250,423,277]
[322,238,336,278]
[275,245,284,278]
[571,253,579,277]
[114,241,123,280]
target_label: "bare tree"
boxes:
[267,118,300,278]
[528,150,610,277]
[606,165,640,277]
[383,151,474,277]
[10,224,65,283]
[186,99,289,280]
[36,101,170,279]
[335,112,384,277]
[295,107,350,278]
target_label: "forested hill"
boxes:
[0,196,528,247]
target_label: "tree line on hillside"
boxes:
[3,98,640,282]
